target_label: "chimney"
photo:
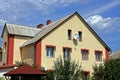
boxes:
[46,20,52,25]
[37,24,44,28]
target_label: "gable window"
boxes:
[78,31,82,41]
[68,29,72,40]
[81,49,89,60]
[0,52,2,61]
[95,50,102,61]
[63,47,72,58]
[46,45,56,58]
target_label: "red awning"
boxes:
[4,64,46,76]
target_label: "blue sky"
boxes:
[0,0,120,52]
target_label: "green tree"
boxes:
[92,59,120,80]
[15,61,26,67]
[53,57,82,80]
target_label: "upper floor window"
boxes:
[95,50,102,61]
[81,49,89,60]
[68,29,72,40]
[46,45,56,58]
[0,52,2,61]
[63,47,72,58]
[78,31,82,41]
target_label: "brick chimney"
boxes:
[37,24,44,28]
[46,20,52,25]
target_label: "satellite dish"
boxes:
[73,34,79,40]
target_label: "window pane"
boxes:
[78,31,82,41]
[64,48,70,58]
[46,47,54,57]
[96,51,102,61]
[82,50,88,60]
[68,30,71,40]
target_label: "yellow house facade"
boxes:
[0,12,111,76]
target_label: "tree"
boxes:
[92,59,120,80]
[53,57,82,80]
[15,61,26,67]
[92,64,104,80]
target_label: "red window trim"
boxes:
[95,50,103,61]
[62,47,72,52]
[82,70,90,77]
[46,45,56,51]
[81,49,89,54]
[81,49,89,60]
[94,50,103,55]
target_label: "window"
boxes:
[0,52,2,61]
[46,45,56,58]
[81,49,89,60]
[68,29,72,40]
[78,31,82,41]
[95,51,102,61]
[82,71,90,79]
[63,47,72,58]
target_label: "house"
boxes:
[0,12,111,76]
[110,50,120,60]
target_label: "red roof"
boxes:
[0,64,17,69]
[4,64,46,76]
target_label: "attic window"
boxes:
[68,29,72,40]
[78,31,82,41]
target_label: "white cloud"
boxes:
[86,15,120,32]
[85,0,120,17]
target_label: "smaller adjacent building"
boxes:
[110,50,120,60]
[4,64,46,80]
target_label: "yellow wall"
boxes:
[41,15,106,75]
[13,36,31,64]
[21,44,34,66]
[2,27,8,64]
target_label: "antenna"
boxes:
[73,33,79,40]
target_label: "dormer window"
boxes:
[68,29,72,40]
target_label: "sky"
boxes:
[0,0,120,53]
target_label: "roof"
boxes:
[110,50,120,59]
[20,13,72,47]
[0,64,17,69]
[20,12,111,51]
[1,23,41,37]
[4,64,46,76]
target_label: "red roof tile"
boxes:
[4,64,46,76]
[0,64,17,69]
